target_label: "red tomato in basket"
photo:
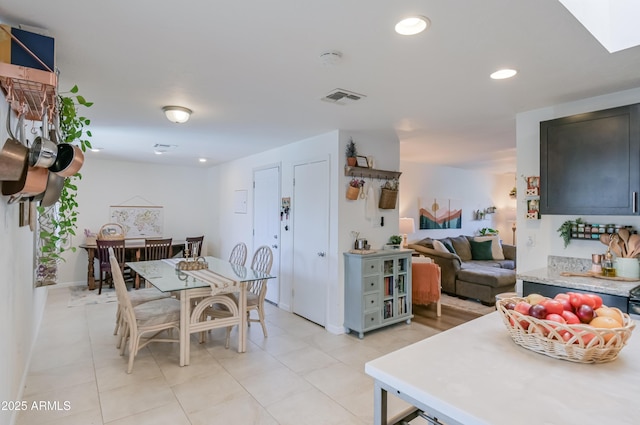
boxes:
[542,300,564,315]
[584,293,603,309]
[561,310,581,325]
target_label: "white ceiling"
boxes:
[2,0,640,174]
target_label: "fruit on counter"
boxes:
[540,299,564,315]
[529,304,548,319]
[526,293,546,305]
[514,301,532,315]
[594,307,624,326]
[561,310,581,324]
[503,291,627,341]
[575,304,595,324]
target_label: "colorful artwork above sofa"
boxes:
[419,198,462,229]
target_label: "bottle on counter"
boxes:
[602,251,616,277]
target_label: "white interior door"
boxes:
[292,159,329,326]
[253,166,281,304]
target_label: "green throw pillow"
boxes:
[469,239,494,260]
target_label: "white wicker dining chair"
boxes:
[109,249,181,373]
[229,242,248,266]
[244,245,273,337]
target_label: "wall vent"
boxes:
[321,88,366,105]
[153,143,177,153]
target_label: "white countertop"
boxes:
[518,267,639,297]
[365,312,639,425]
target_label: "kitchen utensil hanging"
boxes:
[0,103,29,181]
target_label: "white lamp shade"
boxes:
[163,106,192,123]
[399,217,416,234]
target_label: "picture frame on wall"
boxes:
[356,156,369,167]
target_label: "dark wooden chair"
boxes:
[144,238,173,260]
[185,235,204,257]
[96,239,126,294]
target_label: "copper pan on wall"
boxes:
[49,143,84,177]
[0,105,28,181]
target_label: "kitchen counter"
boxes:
[518,267,638,297]
[366,312,639,425]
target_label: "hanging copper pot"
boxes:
[0,105,28,181]
[49,144,84,177]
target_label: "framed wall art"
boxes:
[419,198,462,229]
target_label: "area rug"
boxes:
[68,285,117,307]
[439,293,495,316]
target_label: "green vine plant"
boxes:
[557,217,583,248]
[36,85,93,280]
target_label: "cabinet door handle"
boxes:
[634,192,638,214]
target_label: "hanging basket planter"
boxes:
[379,188,398,209]
[346,185,359,200]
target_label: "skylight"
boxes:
[559,0,640,53]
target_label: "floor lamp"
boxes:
[512,222,517,245]
[399,217,416,248]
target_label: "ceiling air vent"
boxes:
[153,143,177,154]
[321,88,366,105]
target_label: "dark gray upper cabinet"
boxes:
[540,103,640,215]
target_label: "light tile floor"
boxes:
[16,285,440,425]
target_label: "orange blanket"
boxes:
[412,262,441,305]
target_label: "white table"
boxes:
[365,312,639,425]
[127,257,273,366]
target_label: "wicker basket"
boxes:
[378,188,398,209]
[346,185,359,200]
[97,223,125,240]
[496,297,635,363]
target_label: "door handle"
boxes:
[272,244,278,249]
[317,252,326,257]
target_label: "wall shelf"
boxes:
[344,165,401,180]
[0,62,57,121]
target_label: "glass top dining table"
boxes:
[126,256,274,366]
[126,256,273,292]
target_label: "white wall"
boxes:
[214,130,340,324]
[57,158,214,284]
[0,98,47,425]
[399,161,512,243]
[516,86,640,274]
[215,129,401,333]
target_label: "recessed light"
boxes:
[395,16,430,35]
[199,158,207,163]
[490,68,518,80]
[90,147,103,152]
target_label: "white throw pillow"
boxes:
[473,236,504,260]
[432,240,450,254]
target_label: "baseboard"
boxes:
[325,323,346,335]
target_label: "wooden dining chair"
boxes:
[186,235,204,257]
[144,238,173,260]
[96,239,126,294]
[229,242,248,266]
[109,249,180,373]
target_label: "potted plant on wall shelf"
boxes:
[557,217,583,248]
[345,138,357,166]
[36,85,93,286]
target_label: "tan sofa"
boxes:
[407,235,516,305]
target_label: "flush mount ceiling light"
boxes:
[395,16,430,35]
[490,68,518,80]
[162,106,192,123]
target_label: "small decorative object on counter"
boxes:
[386,235,402,249]
[591,254,602,274]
